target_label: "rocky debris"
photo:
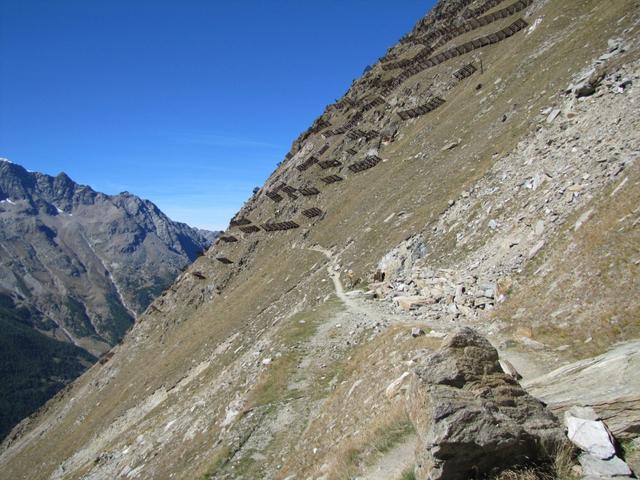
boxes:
[376,235,427,280]
[568,36,630,98]
[378,267,499,321]
[372,55,639,349]
[524,341,640,440]
[546,108,561,123]
[407,328,565,480]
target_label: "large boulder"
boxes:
[407,328,565,480]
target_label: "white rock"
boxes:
[499,359,521,380]
[578,453,632,477]
[411,327,425,337]
[427,330,447,338]
[566,416,616,459]
[385,372,411,399]
[528,240,545,259]
[546,108,561,123]
[574,208,594,231]
[347,379,363,398]
[262,358,272,366]
[345,290,365,298]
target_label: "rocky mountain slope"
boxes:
[0,0,638,479]
[0,160,215,439]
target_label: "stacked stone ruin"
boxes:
[298,186,321,196]
[266,191,284,202]
[398,97,446,120]
[453,62,478,80]
[261,221,299,232]
[318,159,342,169]
[239,225,261,234]
[321,175,343,184]
[349,155,382,173]
[219,235,238,243]
[296,155,319,172]
[302,207,323,218]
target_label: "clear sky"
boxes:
[0,0,435,231]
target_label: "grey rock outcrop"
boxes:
[407,328,565,480]
[376,235,427,281]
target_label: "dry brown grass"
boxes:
[323,402,415,479]
[492,442,578,480]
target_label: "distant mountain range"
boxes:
[0,158,217,439]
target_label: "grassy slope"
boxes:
[0,0,637,478]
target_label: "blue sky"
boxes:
[0,0,434,231]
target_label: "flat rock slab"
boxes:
[524,341,640,439]
[394,295,434,311]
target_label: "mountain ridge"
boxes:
[0,158,218,440]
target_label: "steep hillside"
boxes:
[0,160,215,439]
[1,1,638,479]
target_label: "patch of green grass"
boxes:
[105,293,135,342]
[0,309,96,440]
[400,467,417,480]
[343,415,416,472]
[250,299,346,407]
[200,445,232,479]
[621,438,637,457]
[65,296,96,338]
[369,418,415,455]
[248,353,300,408]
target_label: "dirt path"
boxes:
[308,244,376,317]
[361,435,417,480]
